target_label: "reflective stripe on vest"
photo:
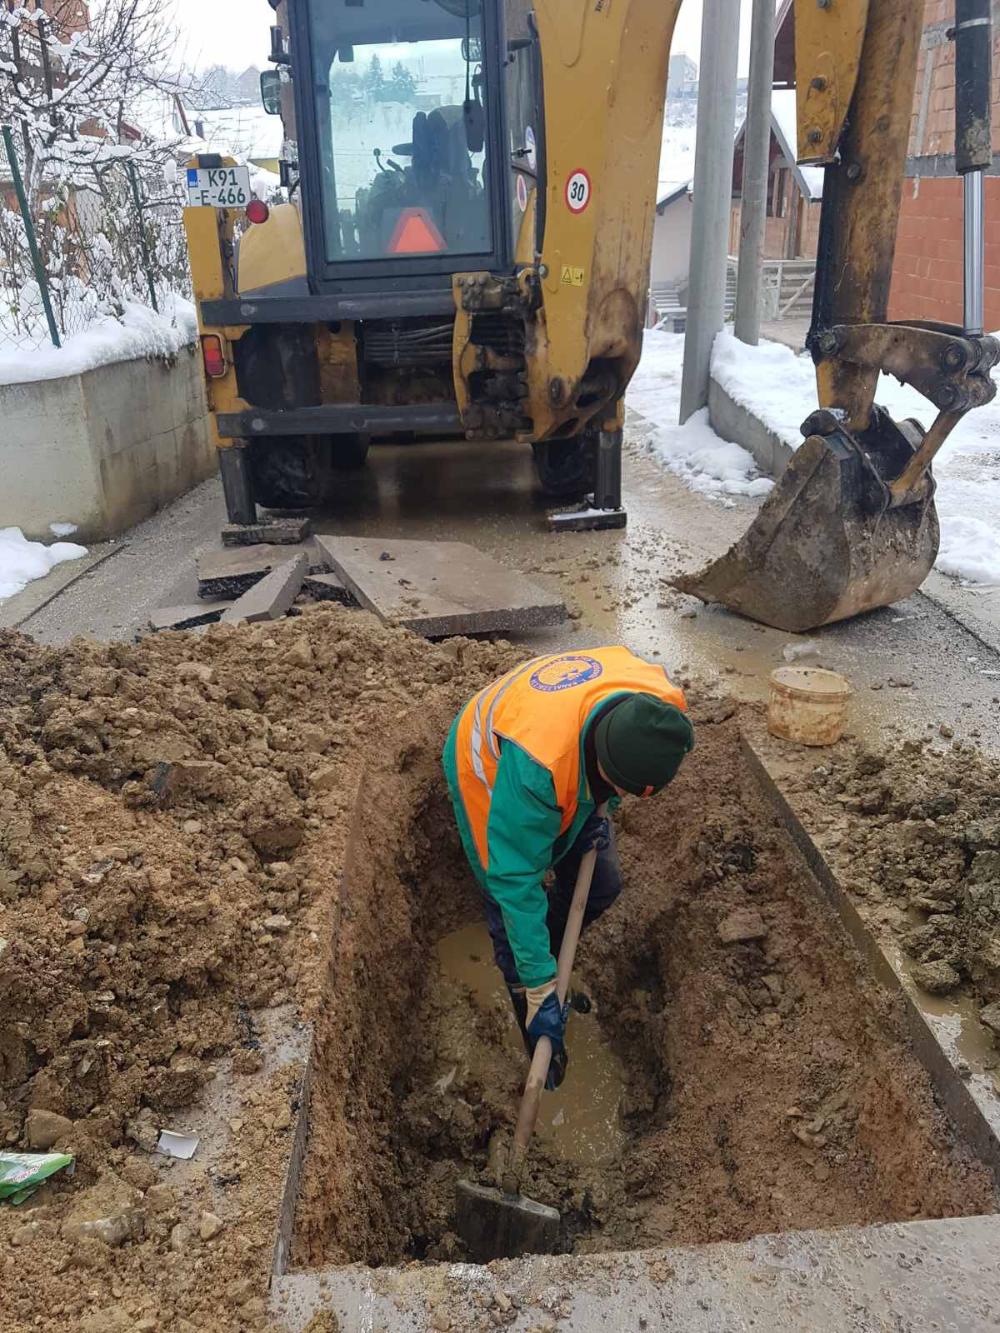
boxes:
[453,647,688,871]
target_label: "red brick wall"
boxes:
[889,175,1000,328]
[25,1,89,39]
[888,2,1000,327]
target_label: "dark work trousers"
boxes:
[481,821,623,989]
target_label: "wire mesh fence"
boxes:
[0,126,191,357]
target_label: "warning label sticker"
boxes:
[516,173,529,212]
[560,265,585,287]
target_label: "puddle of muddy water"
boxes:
[434,923,627,1168]
[895,948,999,1071]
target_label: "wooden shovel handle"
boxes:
[505,804,608,1188]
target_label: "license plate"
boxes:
[186,166,252,209]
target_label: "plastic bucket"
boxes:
[767,666,852,746]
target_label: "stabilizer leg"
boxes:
[219,443,257,527]
[549,425,628,533]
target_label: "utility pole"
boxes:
[734,0,776,344]
[680,0,742,422]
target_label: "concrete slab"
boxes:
[197,543,323,600]
[222,517,312,547]
[221,553,308,625]
[314,535,566,637]
[270,1215,1000,1331]
[148,602,230,632]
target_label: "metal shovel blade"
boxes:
[674,428,940,634]
[455,1178,560,1263]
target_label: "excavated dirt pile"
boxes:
[0,609,520,1332]
[772,736,1000,1019]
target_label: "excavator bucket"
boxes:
[675,412,940,634]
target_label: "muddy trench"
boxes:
[293,715,998,1270]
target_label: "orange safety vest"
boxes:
[453,647,688,870]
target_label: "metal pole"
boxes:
[127,161,159,314]
[734,0,776,345]
[679,0,742,422]
[954,0,991,337]
[2,124,60,349]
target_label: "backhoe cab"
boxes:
[183,0,677,526]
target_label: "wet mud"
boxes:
[294,718,998,1269]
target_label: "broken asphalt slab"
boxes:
[197,543,326,600]
[221,517,312,547]
[221,553,309,625]
[148,602,231,632]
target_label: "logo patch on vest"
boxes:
[529,655,604,692]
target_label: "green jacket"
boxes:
[442,699,620,988]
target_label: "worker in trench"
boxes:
[443,647,694,1088]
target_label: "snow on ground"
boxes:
[0,528,88,603]
[0,296,197,388]
[627,330,774,503]
[711,330,1000,587]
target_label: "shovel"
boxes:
[455,803,607,1263]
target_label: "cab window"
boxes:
[308,0,492,264]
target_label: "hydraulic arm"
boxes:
[681,0,998,632]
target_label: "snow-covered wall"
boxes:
[0,344,214,542]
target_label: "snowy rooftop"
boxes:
[659,88,824,211]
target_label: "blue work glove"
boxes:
[579,811,611,853]
[526,986,569,1090]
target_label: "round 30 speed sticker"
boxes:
[565,168,591,214]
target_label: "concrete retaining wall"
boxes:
[708,376,795,480]
[0,344,214,542]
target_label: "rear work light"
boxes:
[201,334,227,379]
[245,199,270,225]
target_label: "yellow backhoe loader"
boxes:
[183,0,996,632]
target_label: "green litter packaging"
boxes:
[0,1151,75,1205]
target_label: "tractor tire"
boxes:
[531,436,595,502]
[249,437,333,510]
[331,433,371,471]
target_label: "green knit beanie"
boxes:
[594,693,695,796]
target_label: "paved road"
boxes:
[5,422,1000,752]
